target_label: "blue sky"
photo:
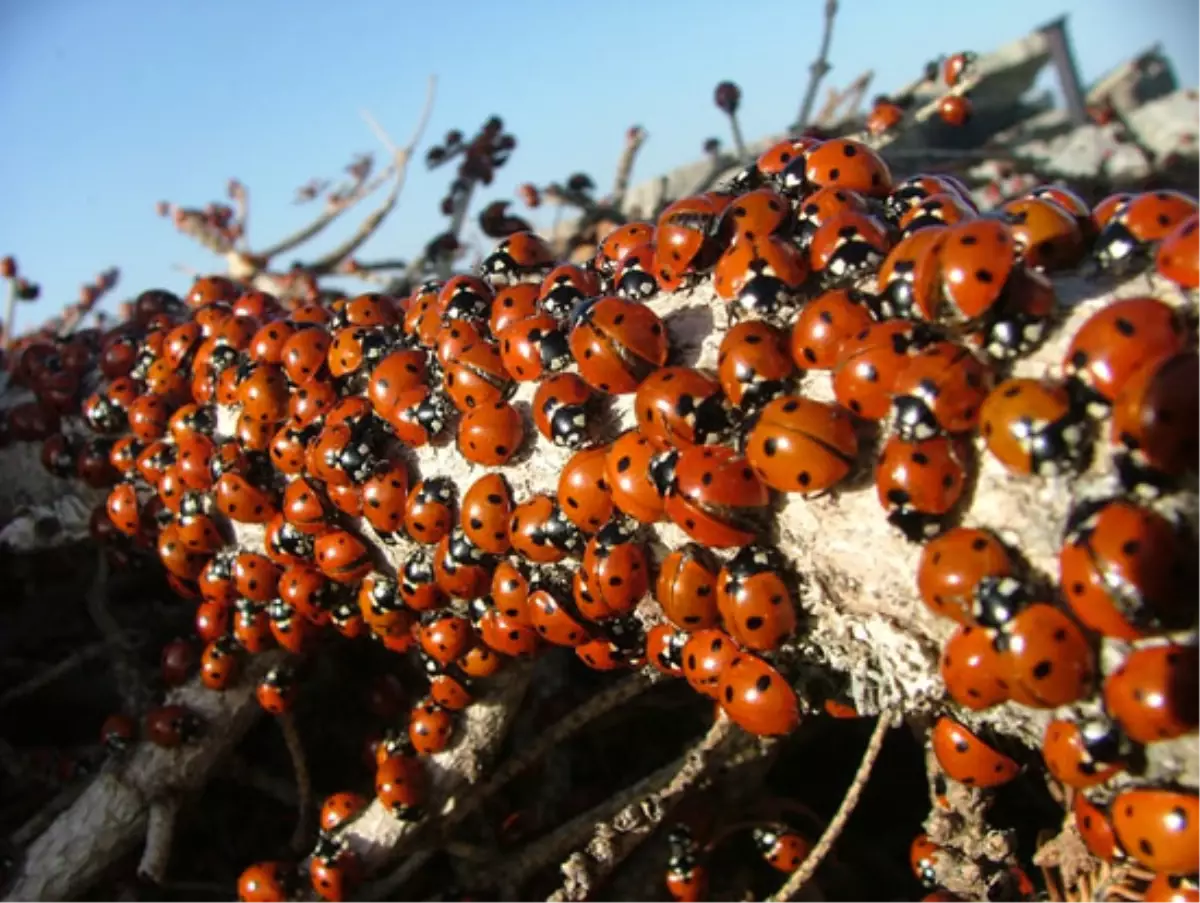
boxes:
[1,0,1196,324]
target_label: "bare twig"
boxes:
[0,641,109,708]
[610,127,647,211]
[4,278,18,353]
[84,551,148,711]
[865,68,983,151]
[279,712,313,853]
[795,0,839,131]
[768,712,895,902]
[137,797,180,885]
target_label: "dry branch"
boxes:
[794,0,839,131]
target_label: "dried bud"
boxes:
[517,183,541,209]
[16,279,40,301]
[0,256,16,279]
[80,284,99,305]
[714,81,741,115]
[425,145,447,169]
[703,137,721,155]
[440,196,456,216]
[339,258,361,274]
[626,125,646,144]
[155,201,171,218]
[566,173,594,194]
[483,116,503,136]
[445,129,463,147]
[227,179,245,200]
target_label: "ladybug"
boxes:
[233,553,280,603]
[801,138,892,197]
[934,218,1017,322]
[789,287,872,371]
[443,340,512,412]
[744,395,858,494]
[199,635,240,690]
[375,751,426,818]
[711,235,809,323]
[716,546,797,652]
[717,320,794,411]
[160,638,197,687]
[282,476,331,535]
[757,135,823,182]
[681,628,739,698]
[404,477,455,545]
[1156,212,1199,289]
[939,624,1010,710]
[1095,190,1198,275]
[475,603,540,657]
[432,529,493,599]
[256,665,297,716]
[507,495,570,564]
[942,51,975,86]
[290,379,338,428]
[537,265,599,322]
[655,193,732,291]
[320,792,369,831]
[366,349,428,417]
[832,320,924,420]
[1041,717,1124,789]
[890,341,994,440]
[428,666,474,710]
[532,372,593,449]
[314,530,373,584]
[605,431,666,523]
[362,464,410,540]
[1145,873,1200,902]
[487,282,540,334]
[309,838,359,903]
[1063,297,1187,409]
[665,825,709,903]
[1110,787,1199,875]
[717,653,800,736]
[917,526,1014,624]
[656,544,720,631]
[461,472,513,555]
[874,434,969,541]
[459,643,505,679]
[727,187,791,241]
[237,861,292,903]
[569,296,668,394]
[436,318,487,369]
[1000,196,1086,272]
[1073,793,1121,862]
[612,240,659,300]
[269,600,318,654]
[457,401,524,466]
[233,599,274,653]
[793,185,872,250]
[528,585,591,647]
[898,192,975,237]
[662,446,771,548]
[157,522,210,580]
[1111,351,1199,494]
[909,834,943,886]
[596,222,656,277]
[106,483,142,537]
[557,445,614,532]
[753,826,811,872]
[409,698,454,755]
[399,551,446,612]
[437,275,493,319]
[497,313,571,382]
[635,366,730,450]
[356,572,405,631]
[808,209,892,287]
[491,560,531,622]
[994,602,1095,709]
[214,473,278,525]
[979,377,1090,476]
[110,435,146,478]
[646,623,686,676]
[1059,498,1195,640]
[579,523,650,618]
[100,713,138,755]
[930,715,1018,788]
[417,612,474,666]
[936,94,972,127]
[1104,642,1199,744]
[481,230,555,286]
[238,364,290,424]
[144,704,204,748]
[376,387,449,448]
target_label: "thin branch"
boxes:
[84,551,148,711]
[610,127,647,211]
[865,68,983,151]
[137,797,180,885]
[0,641,109,708]
[767,712,895,902]
[279,712,313,853]
[298,78,438,277]
[795,0,839,131]
[4,278,17,353]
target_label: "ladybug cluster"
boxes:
[5,112,1196,900]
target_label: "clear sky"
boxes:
[1,0,1196,323]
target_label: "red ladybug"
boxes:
[605,431,665,524]
[995,602,1095,709]
[491,282,541,333]
[662,446,770,548]
[476,603,540,657]
[1146,873,1200,902]
[481,230,555,286]
[646,623,686,676]
[753,826,812,872]
[256,666,297,716]
[656,544,720,631]
[497,313,570,382]
[832,320,923,420]
[1111,351,1198,493]
[979,377,1090,476]
[1110,787,1199,874]
[940,624,1010,711]
[802,138,893,198]
[1059,498,1194,640]
[712,235,809,323]
[528,586,591,647]
[874,434,969,541]
[681,629,739,699]
[509,494,574,564]
[808,209,892,286]
[934,218,1016,322]
[461,472,513,555]
[790,287,873,371]
[314,530,373,584]
[909,833,943,885]
[200,637,240,690]
[375,751,426,818]
[457,401,524,466]
[891,341,994,440]
[531,372,593,448]
[569,296,668,394]
[665,825,709,903]
[1156,212,1199,289]
[717,319,794,411]
[362,464,410,539]
[404,477,455,544]
[1104,642,1199,744]
[557,445,614,532]
[399,552,447,613]
[237,861,292,902]
[1041,717,1123,789]
[635,366,729,450]
[443,340,511,412]
[716,546,796,652]
[1095,190,1198,275]
[1063,297,1187,409]
[432,530,493,599]
[727,187,791,241]
[214,473,278,524]
[366,349,428,417]
[1073,793,1120,862]
[930,716,1018,788]
[144,704,204,748]
[417,612,474,666]
[310,839,360,902]
[916,526,1015,624]
[100,712,138,755]
[578,523,649,618]
[745,395,858,494]
[409,698,454,755]
[717,653,800,736]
